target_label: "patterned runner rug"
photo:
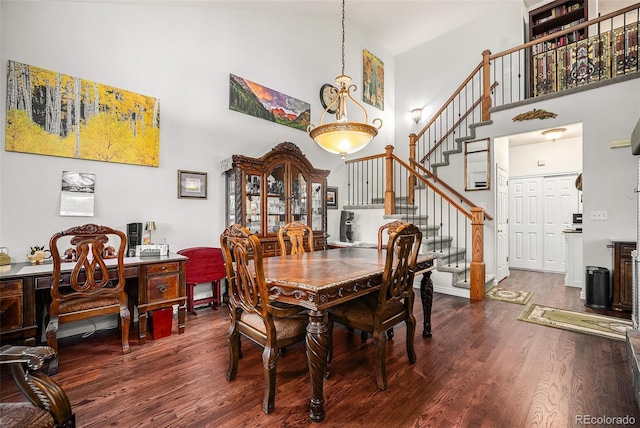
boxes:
[485,286,533,305]
[518,304,633,341]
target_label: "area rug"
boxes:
[485,286,533,305]
[518,304,633,341]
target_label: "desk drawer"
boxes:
[146,274,179,302]
[0,279,23,331]
[146,262,179,275]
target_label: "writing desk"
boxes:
[262,247,436,422]
[0,254,187,346]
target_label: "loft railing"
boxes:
[412,3,639,170]
[345,146,490,300]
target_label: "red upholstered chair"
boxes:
[177,247,226,314]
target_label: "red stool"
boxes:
[177,247,226,314]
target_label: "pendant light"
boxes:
[307,0,382,159]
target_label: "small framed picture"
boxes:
[178,170,207,199]
[326,186,338,209]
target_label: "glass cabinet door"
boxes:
[311,182,323,231]
[226,172,236,227]
[266,164,286,234]
[291,164,307,225]
[245,173,261,234]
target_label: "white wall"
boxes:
[0,1,395,261]
[510,137,583,177]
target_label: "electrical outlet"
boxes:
[590,211,608,220]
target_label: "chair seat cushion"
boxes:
[0,403,54,428]
[329,294,405,327]
[240,312,308,341]
[59,296,120,313]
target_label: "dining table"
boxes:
[262,247,437,422]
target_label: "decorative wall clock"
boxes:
[319,83,338,114]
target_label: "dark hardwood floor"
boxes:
[2,269,639,427]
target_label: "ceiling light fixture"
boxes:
[542,127,566,142]
[307,0,382,159]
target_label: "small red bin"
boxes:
[149,307,173,340]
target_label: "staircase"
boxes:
[374,195,495,294]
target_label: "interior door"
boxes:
[496,165,509,282]
[510,177,543,270]
[542,174,579,272]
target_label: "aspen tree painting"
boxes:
[5,60,160,167]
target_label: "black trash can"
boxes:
[585,266,611,309]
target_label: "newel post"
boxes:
[481,49,492,122]
[384,145,395,215]
[408,134,417,205]
[470,207,485,301]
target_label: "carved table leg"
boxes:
[420,268,434,337]
[139,310,148,345]
[306,309,329,422]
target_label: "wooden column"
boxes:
[470,207,485,301]
[408,134,417,205]
[384,145,395,215]
[481,49,492,122]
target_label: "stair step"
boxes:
[453,273,496,290]
[425,246,465,264]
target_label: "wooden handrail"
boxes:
[489,2,640,61]
[411,159,493,221]
[388,153,472,220]
[344,152,385,164]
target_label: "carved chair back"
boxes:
[377,220,408,250]
[278,221,314,256]
[46,224,130,372]
[375,223,422,326]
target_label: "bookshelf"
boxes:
[529,0,588,54]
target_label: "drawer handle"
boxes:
[161,266,166,270]
[157,285,168,293]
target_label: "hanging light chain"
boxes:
[341,0,346,76]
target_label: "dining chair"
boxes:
[220,224,308,414]
[0,344,75,428]
[377,220,408,250]
[46,224,131,374]
[328,222,422,390]
[277,221,314,256]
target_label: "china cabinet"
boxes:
[225,142,330,257]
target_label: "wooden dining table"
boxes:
[262,247,437,422]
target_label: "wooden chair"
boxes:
[220,224,308,414]
[328,223,422,390]
[377,220,408,250]
[0,345,75,428]
[46,224,131,374]
[277,221,314,256]
[176,247,226,314]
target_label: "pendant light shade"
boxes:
[308,0,382,159]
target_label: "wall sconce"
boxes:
[411,108,423,124]
[541,127,566,142]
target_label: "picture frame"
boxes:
[178,170,207,199]
[326,186,338,209]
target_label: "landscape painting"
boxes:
[5,60,160,167]
[229,74,310,131]
[363,49,384,110]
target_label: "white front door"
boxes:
[496,165,509,282]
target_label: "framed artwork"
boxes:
[326,186,338,209]
[229,74,310,131]
[6,60,160,167]
[178,170,207,199]
[362,49,384,110]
